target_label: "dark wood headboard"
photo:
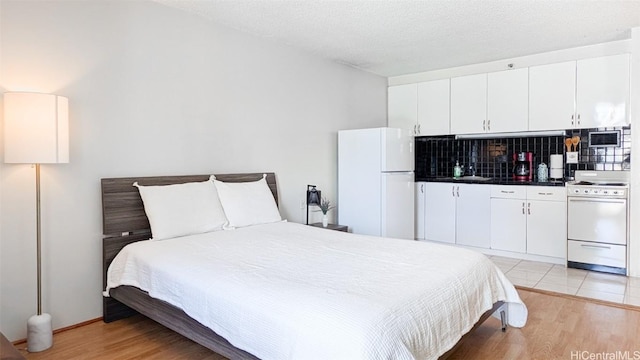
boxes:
[101,172,277,236]
[101,172,277,322]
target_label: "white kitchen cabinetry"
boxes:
[490,187,527,253]
[576,54,630,128]
[455,184,491,248]
[417,79,450,135]
[487,68,529,133]
[450,73,487,134]
[415,182,426,240]
[529,54,630,131]
[424,182,491,248]
[451,69,528,134]
[388,84,418,134]
[490,186,567,258]
[526,187,567,259]
[424,182,456,244]
[529,61,577,131]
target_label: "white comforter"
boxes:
[105,222,527,360]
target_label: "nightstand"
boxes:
[309,223,348,232]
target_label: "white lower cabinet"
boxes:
[420,183,566,258]
[415,182,426,240]
[490,197,527,253]
[490,186,566,258]
[455,184,491,248]
[424,182,490,248]
[424,182,456,244]
[526,188,567,258]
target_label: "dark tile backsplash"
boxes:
[415,126,631,181]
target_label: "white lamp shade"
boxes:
[4,92,69,164]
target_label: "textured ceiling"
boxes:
[154,0,640,77]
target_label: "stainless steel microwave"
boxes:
[588,131,620,147]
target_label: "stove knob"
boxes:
[573,189,580,194]
[603,190,609,195]
[592,189,600,194]
[583,189,589,194]
[613,190,619,195]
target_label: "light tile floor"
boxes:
[489,255,640,307]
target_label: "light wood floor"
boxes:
[17,289,640,360]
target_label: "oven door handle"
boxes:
[580,244,612,250]
[568,198,626,204]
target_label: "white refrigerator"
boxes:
[338,127,415,240]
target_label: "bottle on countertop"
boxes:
[453,161,462,178]
[537,162,548,182]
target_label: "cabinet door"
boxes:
[576,54,630,128]
[487,68,528,133]
[417,79,450,135]
[451,74,487,134]
[381,173,415,240]
[415,182,426,240]
[527,200,567,258]
[388,84,418,134]
[456,184,491,248]
[529,61,576,131]
[490,198,527,253]
[425,182,456,244]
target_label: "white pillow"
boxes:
[134,178,228,240]
[213,175,281,228]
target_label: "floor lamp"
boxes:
[3,92,69,352]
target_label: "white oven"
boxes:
[566,171,629,275]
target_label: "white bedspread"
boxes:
[105,222,527,360]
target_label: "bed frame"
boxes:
[102,172,505,359]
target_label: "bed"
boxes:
[102,172,527,359]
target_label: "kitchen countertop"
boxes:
[419,177,565,187]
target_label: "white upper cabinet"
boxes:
[529,61,577,131]
[576,54,630,128]
[417,79,450,135]
[487,68,529,133]
[388,84,418,134]
[450,73,487,134]
[529,54,630,131]
[451,69,528,134]
[391,53,630,135]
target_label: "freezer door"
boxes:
[382,128,414,172]
[381,172,415,240]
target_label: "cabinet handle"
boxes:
[487,119,491,131]
[571,114,574,126]
[522,202,525,214]
[577,114,581,125]
[482,120,486,131]
[580,244,611,250]
[452,186,455,197]
[417,124,421,134]
[456,186,460,197]
[527,202,531,215]
[413,124,417,134]
[501,190,515,194]
[421,184,424,193]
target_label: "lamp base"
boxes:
[27,313,53,352]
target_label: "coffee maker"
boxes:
[513,152,533,181]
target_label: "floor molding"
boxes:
[12,317,103,346]
[515,285,640,312]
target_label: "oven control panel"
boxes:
[567,186,627,198]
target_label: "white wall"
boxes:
[0,1,386,341]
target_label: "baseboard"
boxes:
[515,286,640,312]
[12,317,103,346]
